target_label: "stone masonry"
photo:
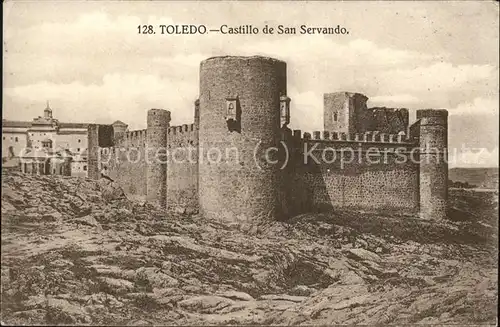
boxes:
[87,55,449,222]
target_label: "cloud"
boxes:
[5,11,173,41]
[3,11,194,64]
[152,53,208,68]
[289,89,323,132]
[369,94,420,106]
[239,36,436,67]
[4,73,198,129]
[449,147,499,168]
[367,62,495,94]
[448,96,499,116]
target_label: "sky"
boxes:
[3,1,499,167]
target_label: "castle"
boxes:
[87,56,449,222]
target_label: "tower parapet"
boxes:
[146,109,171,209]
[417,109,448,220]
[286,130,415,144]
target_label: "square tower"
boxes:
[324,92,368,134]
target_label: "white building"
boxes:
[2,102,128,177]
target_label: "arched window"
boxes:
[41,139,52,149]
[333,112,338,122]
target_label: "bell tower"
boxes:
[43,100,52,119]
[44,101,53,119]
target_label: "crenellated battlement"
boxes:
[86,55,449,222]
[123,129,147,147]
[118,125,199,148]
[167,123,197,135]
[288,129,417,145]
[126,129,147,138]
[370,107,408,113]
[167,123,198,148]
[416,109,449,119]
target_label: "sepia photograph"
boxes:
[1,1,498,325]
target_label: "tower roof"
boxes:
[112,120,128,126]
[44,100,52,111]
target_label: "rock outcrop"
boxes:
[1,171,497,325]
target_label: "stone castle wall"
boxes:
[86,55,449,221]
[91,119,199,206]
[102,130,147,201]
[324,93,354,134]
[283,133,420,216]
[367,107,409,134]
[323,92,409,135]
[167,123,198,209]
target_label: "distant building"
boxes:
[2,102,128,177]
[18,147,72,176]
[71,149,88,178]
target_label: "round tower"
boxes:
[198,56,287,222]
[417,109,448,220]
[194,99,200,128]
[146,109,171,209]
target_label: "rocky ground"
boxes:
[1,171,498,325]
